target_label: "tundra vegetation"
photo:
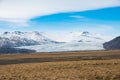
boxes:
[0,50,120,80]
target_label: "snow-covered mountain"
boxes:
[42,31,105,43]
[18,31,106,52]
[0,31,107,53]
[0,31,57,47]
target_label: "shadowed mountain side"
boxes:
[0,47,36,54]
[103,36,120,50]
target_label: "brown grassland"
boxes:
[0,50,120,80]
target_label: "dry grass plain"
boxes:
[0,50,120,80]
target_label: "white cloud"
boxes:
[0,0,120,22]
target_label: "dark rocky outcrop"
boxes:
[103,36,120,50]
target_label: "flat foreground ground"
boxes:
[0,50,120,80]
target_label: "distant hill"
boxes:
[0,47,36,54]
[103,36,120,50]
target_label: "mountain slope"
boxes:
[103,36,120,50]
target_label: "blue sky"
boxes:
[0,0,120,38]
[30,7,120,31]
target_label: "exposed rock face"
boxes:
[103,36,120,50]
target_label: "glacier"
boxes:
[18,42,104,52]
